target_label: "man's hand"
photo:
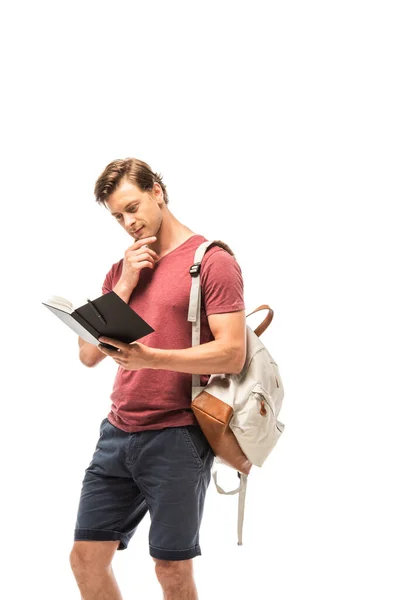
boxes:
[119,236,160,289]
[98,337,154,370]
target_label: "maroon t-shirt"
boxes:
[102,234,245,432]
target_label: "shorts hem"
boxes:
[74,528,130,551]
[149,544,201,561]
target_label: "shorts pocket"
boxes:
[99,417,111,439]
[179,425,213,468]
[100,417,108,430]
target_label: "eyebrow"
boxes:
[110,201,139,216]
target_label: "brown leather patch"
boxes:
[192,391,252,475]
[192,391,232,424]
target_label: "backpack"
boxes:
[188,240,285,545]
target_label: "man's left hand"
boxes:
[98,337,154,370]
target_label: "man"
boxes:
[69,158,247,599]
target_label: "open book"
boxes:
[42,291,154,350]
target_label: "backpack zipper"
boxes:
[254,389,276,418]
[260,399,267,416]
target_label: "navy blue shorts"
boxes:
[74,417,214,561]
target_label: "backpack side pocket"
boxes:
[230,382,284,467]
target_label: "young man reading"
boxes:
[69,158,246,600]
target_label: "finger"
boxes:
[133,252,159,265]
[98,337,127,350]
[98,342,118,351]
[128,236,157,251]
[134,252,154,261]
[143,248,160,260]
[98,344,111,354]
[130,246,160,261]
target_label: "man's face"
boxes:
[105,179,164,240]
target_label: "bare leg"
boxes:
[70,541,123,600]
[154,558,198,600]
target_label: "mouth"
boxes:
[133,226,144,236]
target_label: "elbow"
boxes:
[79,342,105,368]
[79,353,100,368]
[233,360,246,374]
[232,348,246,374]
[79,356,95,368]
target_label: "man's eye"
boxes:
[115,206,137,220]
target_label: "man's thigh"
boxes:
[73,418,148,551]
[132,425,214,561]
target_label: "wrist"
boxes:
[113,280,135,303]
[147,346,166,370]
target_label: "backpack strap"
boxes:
[212,466,248,546]
[246,305,274,337]
[187,240,235,400]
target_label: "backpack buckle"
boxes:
[189,263,201,277]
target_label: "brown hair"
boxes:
[94,158,169,206]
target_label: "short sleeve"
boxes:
[102,265,114,295]
[200,249,245,316]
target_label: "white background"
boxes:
[1,1,399,598]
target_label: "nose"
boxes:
[124,214,136,228]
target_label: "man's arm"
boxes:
[83,236,160,367]
[150,310,247,374]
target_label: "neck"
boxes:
[151,208,195,257]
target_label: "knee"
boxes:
[69,546,89,575]
[153,558,193,587]
[69,541,117,576]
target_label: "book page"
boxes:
[44,295,74,314]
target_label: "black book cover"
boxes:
[42,291,154,350]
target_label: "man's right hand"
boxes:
[119,236,160,289]
[79,237,160,367]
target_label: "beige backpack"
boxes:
[188,240,285,545]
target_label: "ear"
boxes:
[153,182,165,206]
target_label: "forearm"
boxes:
[112,279,135,303]
[150,339,242,375]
